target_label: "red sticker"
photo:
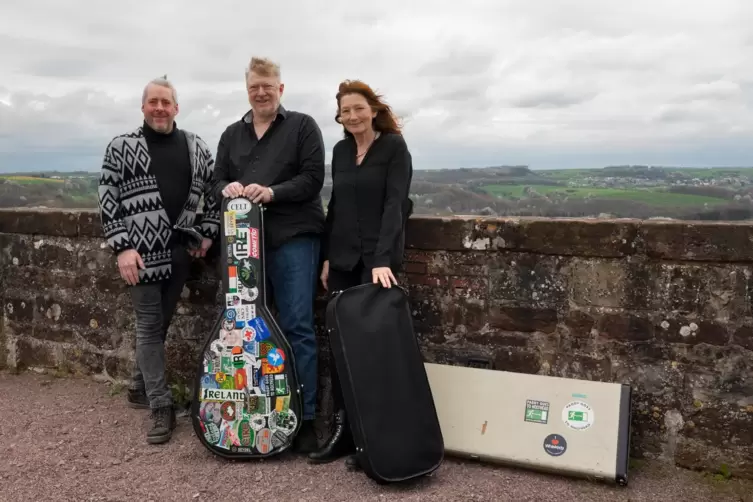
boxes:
[250,228,259,259]
[220,401,238,421]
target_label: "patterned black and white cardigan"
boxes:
[97,126,221,284]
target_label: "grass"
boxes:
[483,184,730,207]
[0,175,65,184]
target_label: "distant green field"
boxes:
[483,184,729,207]
[0,175,64,184]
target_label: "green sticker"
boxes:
[524,399,550,424]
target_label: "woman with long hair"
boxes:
[308,80,413,468]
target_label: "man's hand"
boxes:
[243,183,273,204]
[222,182,244,198]
[320,260,330,291]
[189,238,213,258]
[372,266,397,288]
[117,249,145,286]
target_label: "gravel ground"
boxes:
[1,371,751,502]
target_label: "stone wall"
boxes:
[1,208,752,478]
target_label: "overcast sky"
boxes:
[1,0,752,172]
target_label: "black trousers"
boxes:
[326,260,371,411]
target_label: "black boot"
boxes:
[146,405,176,445]
[308,409,354,464]
[127,388,150,410]
[345,454,361,471]
[292,419,318,454]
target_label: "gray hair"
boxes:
[142,75,178,104]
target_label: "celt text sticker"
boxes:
[227,198,252,215]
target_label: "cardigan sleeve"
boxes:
[97,138,133,255]
[196,136,221,239]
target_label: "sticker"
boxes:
[543,434,567,457]
[201,374,219,389]
[275,395,290,412]
[209,340,225,355]
[238,284,259,302]
[199,402,222,425]
[235,304,256,323]
[222,318,235,331]
[234,368,247,390]
[266,348,285,368]
[263,374,276,397]
[250,228,260,259]
[231,346,245,369]
[225,309,236,321]
[274,374,289,396]
[201,388,246,402]
[250,414,266,431]
[224,211,237,236]
[220,329,242,347]
[272,409,297,436]
[259,341,274,357]
[238,258,259,289]
[220,401,238,421]
[233,228,251,260]
[237,419,254,447]
[227,198,252,215]
[247,395,270,415]
[220,356,233,374]
[562,401,594,431]
[270,430,288,449]
[524,400,549,424]
[228,266,238,293]
[226,294,242,308]
[200,420,220,443]
[217,422,231,450]
[250,319,271,342]
[243,339,258,356]
[255,428,272,454]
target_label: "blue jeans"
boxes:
[266,234,320,421]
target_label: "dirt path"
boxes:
[0,371,750,501]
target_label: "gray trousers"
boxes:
[128,245,192,409]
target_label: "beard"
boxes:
[147,115,174,133]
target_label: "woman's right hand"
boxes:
[320,260,329,291]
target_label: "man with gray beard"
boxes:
[98,77,220,444]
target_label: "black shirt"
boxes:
[142,121,192,227]
[322,132,413,271]
[211,106,326,249]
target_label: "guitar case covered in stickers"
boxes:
[190,197,302,459]
[326,283,444,483]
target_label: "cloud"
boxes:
[0,0,752,172]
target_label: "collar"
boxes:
[241,104,287,124]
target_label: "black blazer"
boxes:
[322,132,413,272]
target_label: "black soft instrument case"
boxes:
[190,197,302,458]
[326,283,444,483]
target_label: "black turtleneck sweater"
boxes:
[142,121,193,226]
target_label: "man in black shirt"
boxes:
[98,77,220,445]
[211,57,325,454]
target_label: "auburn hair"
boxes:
[335,80,402,137]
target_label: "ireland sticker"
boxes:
[562,401,594,430]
